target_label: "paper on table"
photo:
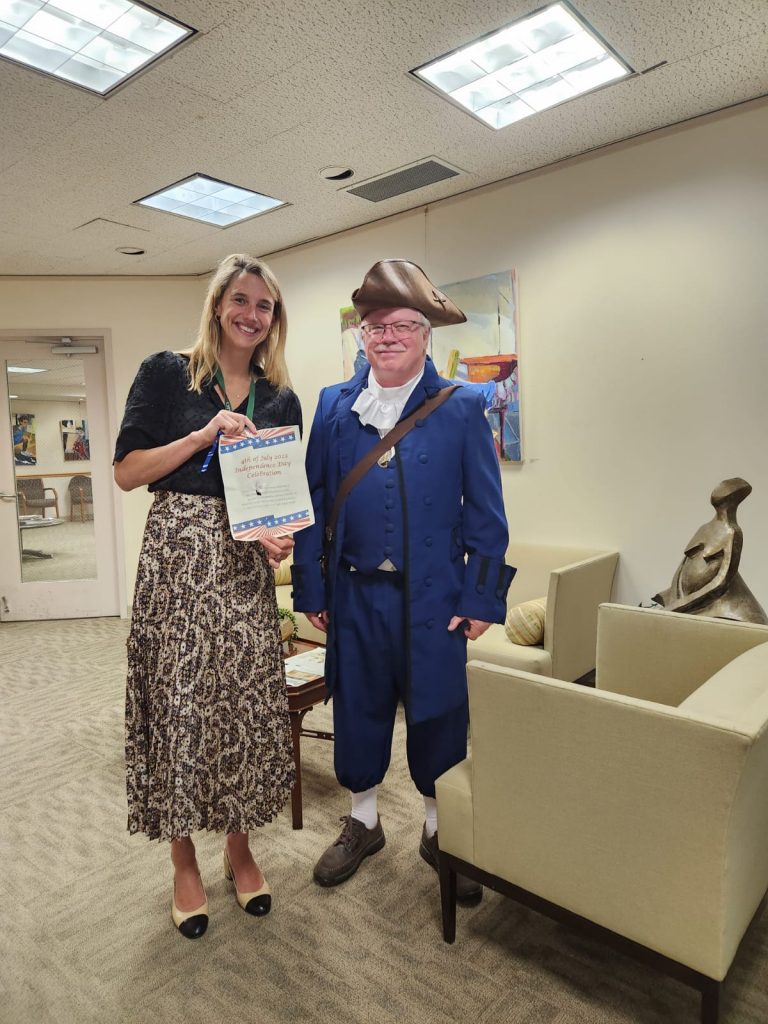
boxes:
[284,647,326,686]
[218,425,314,541]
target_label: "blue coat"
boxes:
[292,359,514,724]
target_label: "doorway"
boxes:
[0,337,120,621]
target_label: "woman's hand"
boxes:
[258,534,294,569]
[195,409,258,448]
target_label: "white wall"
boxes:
[2,99,766,614]
[269,98,768,609]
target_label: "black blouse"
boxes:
[114,351,303,497]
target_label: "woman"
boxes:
[114,253,301,938]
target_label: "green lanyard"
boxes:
[214,367,256,422]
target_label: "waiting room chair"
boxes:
[16,478,59,518]
[436,604,768,1024]
[68,474,93,522]
[471,543,619,681]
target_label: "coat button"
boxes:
[425,577,432,587]
[424,537,433,547]
[385,523,394,533]
[383,546,393,555]
[385,479,394,489]
[423,496,432,506]
[476,584,485,594]
[418,453,428,463]
[426,619,434,629]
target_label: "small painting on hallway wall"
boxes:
[432,270,520,463]
[13,412,37,466]
[61,419,90,461]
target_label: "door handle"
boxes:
[0,492,19,500]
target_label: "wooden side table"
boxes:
[284,640,333,829]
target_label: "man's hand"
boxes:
[448,616,491,641]
[307,610,330,633]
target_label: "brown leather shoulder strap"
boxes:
[325,384,459,549]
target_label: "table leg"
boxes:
[289,709,305,830]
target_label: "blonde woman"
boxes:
[114,254,301,938]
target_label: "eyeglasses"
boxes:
[360,320,426,339]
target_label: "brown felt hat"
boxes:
[351,259,466,327]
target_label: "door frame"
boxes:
[0,327,127,619]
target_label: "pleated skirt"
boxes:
[125,491,295,841]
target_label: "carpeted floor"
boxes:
[2,617,767,1024]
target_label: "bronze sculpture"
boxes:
[654,477,767,624]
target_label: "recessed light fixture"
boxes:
[411,1,631,130]
[116,246,145,254]
[0,0,194,96]
[135,174,287,227]
[7,365,47,374]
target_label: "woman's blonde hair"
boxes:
[186,253,290,392]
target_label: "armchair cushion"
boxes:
[470,625,552,674]
[504,597,546,645]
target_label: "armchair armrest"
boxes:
[466,659,760,979]
[44,486,58,500]
[545,551,618,680]
[596,604,768,704]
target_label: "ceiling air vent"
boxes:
[346,159,461,202]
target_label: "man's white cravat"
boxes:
[351,367,424,436]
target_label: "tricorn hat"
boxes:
[352,259,466,327]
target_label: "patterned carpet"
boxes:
[2,617,767,1024]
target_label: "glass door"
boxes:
[0,339,120,621]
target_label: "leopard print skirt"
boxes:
[125,491,295,841]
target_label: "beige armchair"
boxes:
[471,543,619,680]
[436,605,768,1024]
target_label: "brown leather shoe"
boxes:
[419,824,482,906]
[313,815,386,887]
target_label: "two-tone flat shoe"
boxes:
[171,876,209,939]
[223,849,271,916]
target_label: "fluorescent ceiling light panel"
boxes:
[136,175,287,227]
[8,365,48,373]
[0,0,193,95]
[412,2,631,130]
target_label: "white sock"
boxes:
[350,786,378,830]
[424,796,438,838]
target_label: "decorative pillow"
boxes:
[505,597,547,646]
[273,559,292,586]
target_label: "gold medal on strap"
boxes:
[377,447,395,468]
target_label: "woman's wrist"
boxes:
[188,428,210,453]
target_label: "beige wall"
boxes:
[270,98,768,611]
[1,98,766,615]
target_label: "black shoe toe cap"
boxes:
[178,914,208,939]
[244,894,271,916]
